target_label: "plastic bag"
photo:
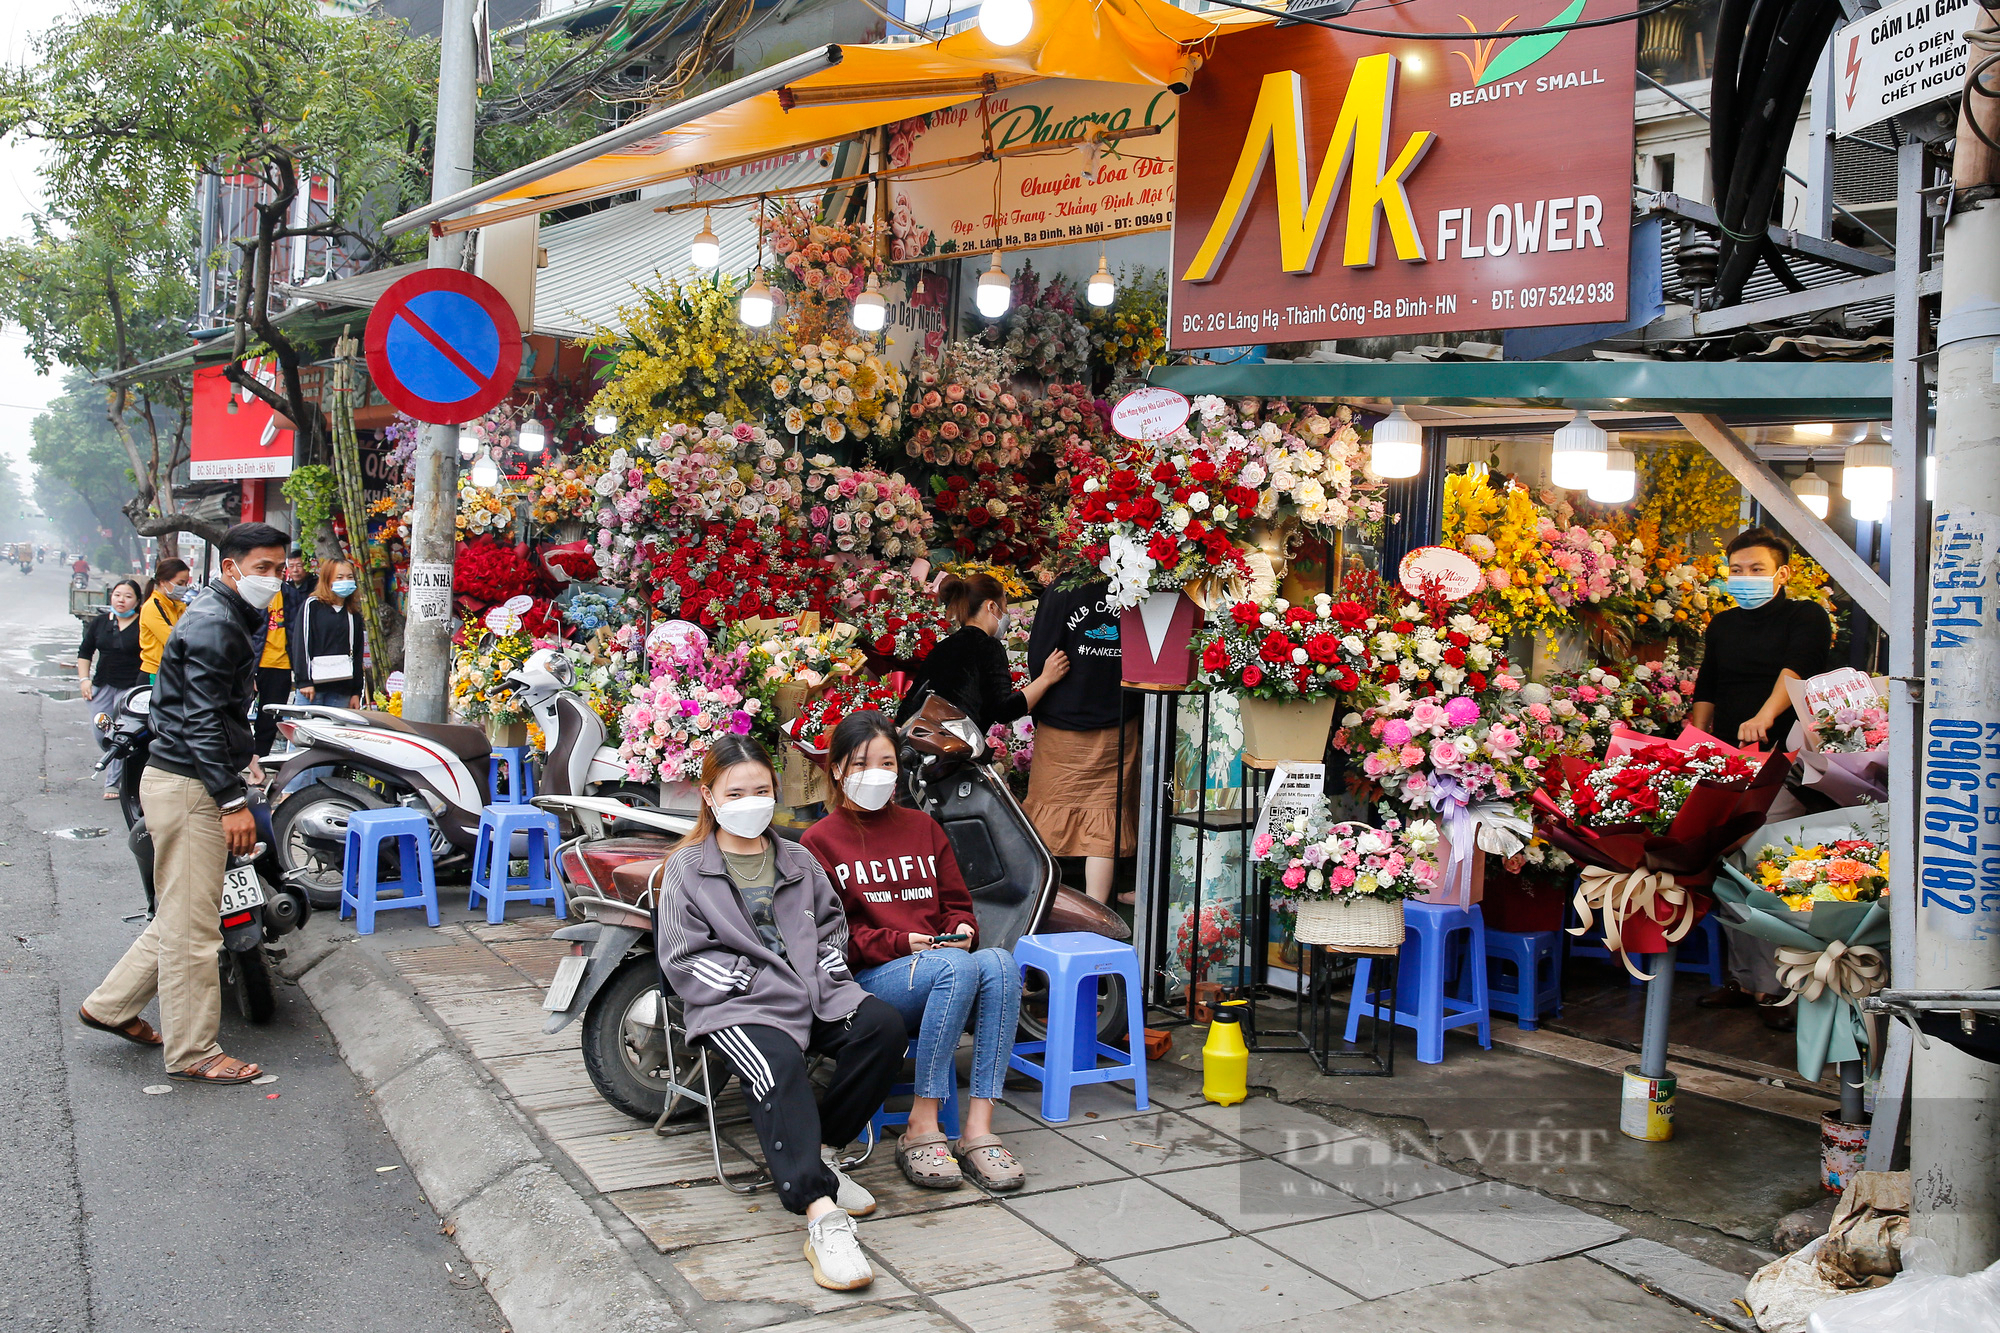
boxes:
[1750,1237,1848,1333]
[1807,1238,2000,1333]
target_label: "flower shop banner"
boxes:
[1169,0,1636,347]
[884,79,1179,263]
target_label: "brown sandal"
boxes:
[954,1134,1025,1192]
[896,1130,964,1190]
[168,1053,262,1085]
[79,1007,162,1047]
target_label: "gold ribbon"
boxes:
[1773,940,1886,1007]
[1568,866,1695,981]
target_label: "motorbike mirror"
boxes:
[123,689,152,717]
[549,654,575,687]
[900,694,977,760]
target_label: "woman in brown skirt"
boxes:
[1023,578,1140,903]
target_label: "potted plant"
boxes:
[1199,593,1374,765]
[1252,804,1440,947]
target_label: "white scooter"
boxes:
[264,650,654,908]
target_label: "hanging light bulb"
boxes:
[457,432,479,459]
[1549,411,1608,490]
[979,0,1034,47]
[1791,462,1830,520]
[1587,440,1636,503]
[1843,430,1892,521]
[975,253,1012,318]
[1086,255,1115,307]
[739,270,774,327]
[1369,406,1423,478]
[690,212,720,269]
[851,272,887,332]
[593,411,618,436]
[469,448,500,489]
[518,418,546,456]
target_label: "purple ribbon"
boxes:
[1428,773,1476,908]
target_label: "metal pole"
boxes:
[1131,691,1168,1010]
[1803,44,1836,240]
[1839,1058,1865,1125]
[1638,945,1678,1080]
[401,0,478,723]
[1913,164,2000,1268]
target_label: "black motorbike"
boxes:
[96,687,309,1023]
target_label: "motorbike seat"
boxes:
[354,710,493,763]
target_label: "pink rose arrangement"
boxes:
[794,459,931,563]
[1251,802,1442,904]
[616,634,763,783]
[1811,702,1889,754]
[590,420,800,583]
[902,340,1027,468]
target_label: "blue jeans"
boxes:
[854,947,1020,1102]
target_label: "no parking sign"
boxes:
[364,269,523,425]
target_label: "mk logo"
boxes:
[1182,54,1435,283]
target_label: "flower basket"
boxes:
[1415,837,1486,906]
[1239,696,1338,766]
[779,749,830,808]
[486,718,528,747]
[1295,896,1405,947]
[1119,589,1201,687]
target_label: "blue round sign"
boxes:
[364,269,523,425]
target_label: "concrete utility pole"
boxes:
[1912,98,2000,1264]
[402,0,479,723]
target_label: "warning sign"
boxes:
[1834,0,1980,136]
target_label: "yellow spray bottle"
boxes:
[1202,1000,1249,1106]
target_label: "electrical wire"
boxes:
[1196,0,1684,44]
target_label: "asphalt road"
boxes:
[0,567,504,1332]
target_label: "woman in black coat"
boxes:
[895,572,1068,734]
[292,558,366,708]
[76,579,144,798]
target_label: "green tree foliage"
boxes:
[31,376,161,563]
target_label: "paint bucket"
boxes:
[1620,1065,1676,1141]
[1820,1112,1870,1193]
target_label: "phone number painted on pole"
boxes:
[1921,509,2000,938]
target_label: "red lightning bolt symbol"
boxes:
[1844,35,1863,110]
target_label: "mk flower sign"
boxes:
[1170,0,1636,346]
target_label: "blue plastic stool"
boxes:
[339,808,439,935]
[869,1041,963,1145]
[1009,933,1148,1123]
[468,804,566,924]
[1345,901,1492,1064]
[488,746,537,805]
[1483,928,1563,1030]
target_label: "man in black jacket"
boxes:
[79,522,290,1085]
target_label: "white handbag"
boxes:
[307,600,355,684]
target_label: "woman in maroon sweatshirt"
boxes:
[801,710,1024,1193]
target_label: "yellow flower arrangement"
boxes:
[1753,837,1889,912]
[1083,267,1167,373]
[1443,471,1566,638]
[527,461,604,527]
[942,559,1033,601]
[457,476,517,539]
[450,630,537,724]
[772,338,906,448]
[587,273,791,433]
[1636,445,1740,541]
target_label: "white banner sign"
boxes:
[1833,0,1980,135]
[884,80,1178,262]
[408,561,453,625]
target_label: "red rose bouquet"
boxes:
[931,464,1047,568]
[1198,594,1374,699]
[1070,432,1260,610]
[453,538,542,611]
[836,563,954,666]
[781,675,905,759]
[1534,726,1789,976]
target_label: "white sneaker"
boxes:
[820,1145,876,1217]
[803,1209,873,1291]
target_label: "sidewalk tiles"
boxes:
[383,921,1717,1333]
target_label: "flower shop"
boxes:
[302,0,1921,1174]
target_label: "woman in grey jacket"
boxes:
[654,735,904,1293]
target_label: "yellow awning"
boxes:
[495,0,1255,202]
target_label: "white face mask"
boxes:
[233,573,282,610]
[711,794,775,839]
[842,769,897,811]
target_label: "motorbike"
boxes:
[264,650,657,910]
[96,687,309,1023]
[538,693,1131,1123]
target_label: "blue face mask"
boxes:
[1725,576,1777,610]
[331,579,358,597]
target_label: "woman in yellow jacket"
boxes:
[137,557,193,680]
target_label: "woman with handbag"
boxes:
[293,558,365,708]
[76,578,145,799]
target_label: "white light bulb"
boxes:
[470,449,499,488]
[1369,407,1423,479]
[518,419,546,456]
[975,253,1012,318]
[1550,410,1608,490]
[457,433,479,459]
[593,411,618,436]
[690,213,720,270]
[1587,446,1636,503]
[739,272,774,328]
[1087,255,1115,307]
[979,0,1034,47]
[1791,467,1830,520]
[1842,440,1892,519]
[1796,422,1835,437]
[851,273,887,332]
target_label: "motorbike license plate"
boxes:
[220,865,265,915]
[543,953,588,1011]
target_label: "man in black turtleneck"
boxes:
[1689,527,1831,747]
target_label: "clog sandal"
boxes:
[954,1134,1025,1192]
[896,1130,964,1190]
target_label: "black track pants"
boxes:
[704,994,905,1214]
